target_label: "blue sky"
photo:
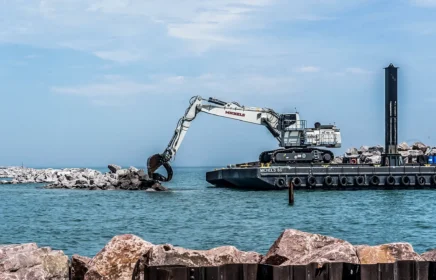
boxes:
[1,0,436,168]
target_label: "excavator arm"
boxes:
[147,96,281,182]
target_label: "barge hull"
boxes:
[206,165,436,190]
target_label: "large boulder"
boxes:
[359,146,369,153]
[412,142,428,153]
[355,243,423,264]
[144,244,262,267]
[0,243,69,279]
[261,229,359,266]
[71,255,92,280]
[368,145,384,154]
[398,142,410,151]
[421,248,436,261]
[107,164,121,174]
[365,155,381,164]
[84,234,153,280]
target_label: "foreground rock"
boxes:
[84,234,153,280]
[420,248,436,261]
[71,255,92,280]
[355,243,423,264]
[0,243,69,280]
[143,244,262,267]
[261,229,359,266]
[338,141,436,164]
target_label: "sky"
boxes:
[1,0,436,168]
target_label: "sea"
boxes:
[1,166,436,257]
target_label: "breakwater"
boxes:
[0,165,167,191]
[3,229,436,279]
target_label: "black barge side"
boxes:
[206,164,436,190]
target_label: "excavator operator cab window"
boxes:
[279,114,297,130]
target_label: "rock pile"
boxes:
[0,243,69,279]
[3,229,436,280]
[338,141,436,164]
[0,165,168,191]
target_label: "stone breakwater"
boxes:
[335,141,436,164]
[2,229,436,280]
[0,164,167,191]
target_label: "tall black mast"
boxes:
[382,63,402,166]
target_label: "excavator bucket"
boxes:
[147,154,173,182]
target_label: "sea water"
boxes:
[1,167,436,257]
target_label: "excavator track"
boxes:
[259,148,334,164]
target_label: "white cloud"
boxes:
[0,0,367,61]
[93,50,143,63]
[51,80,153,97]
[51,73,298,105]
[345,68,372,75]
[297,66,320,73]
[411,0,436,7]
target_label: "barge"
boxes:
[206,64,436,190]
[206,163,436,190]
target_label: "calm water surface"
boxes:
[1,167,436,257]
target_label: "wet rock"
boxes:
[84,234,153,280]
[355,243,423,264]
[144,244,262,267]
[150,182,169,191]
[261,229,359,266]
[398,142,410,151]
[421,248,436,261]
[71,254,92,280]
[0,243,69,280]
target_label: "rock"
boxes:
[426,147,436,156]
[261,229,359,266]
[333,156,343,164]
[144,244,262,267]
[421,248,436,261]
[355,243,423,264]
[71,254,92,280]
[368,145,384,153]
[129,166,139,172]
[0,243,69,279]
[398,142,410,151]
[107,164,121,173]
[359,146,369,153]
[84,234,153,280]
[150,182,169,191]
[116,169,128,177]
[365,155,381,164]
[346,147,358,155]
[412,142,428,153]
[408,150,423,157]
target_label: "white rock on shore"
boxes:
[0,165,168,191]
[338,141,436,164]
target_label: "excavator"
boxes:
[146,96,341,183]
